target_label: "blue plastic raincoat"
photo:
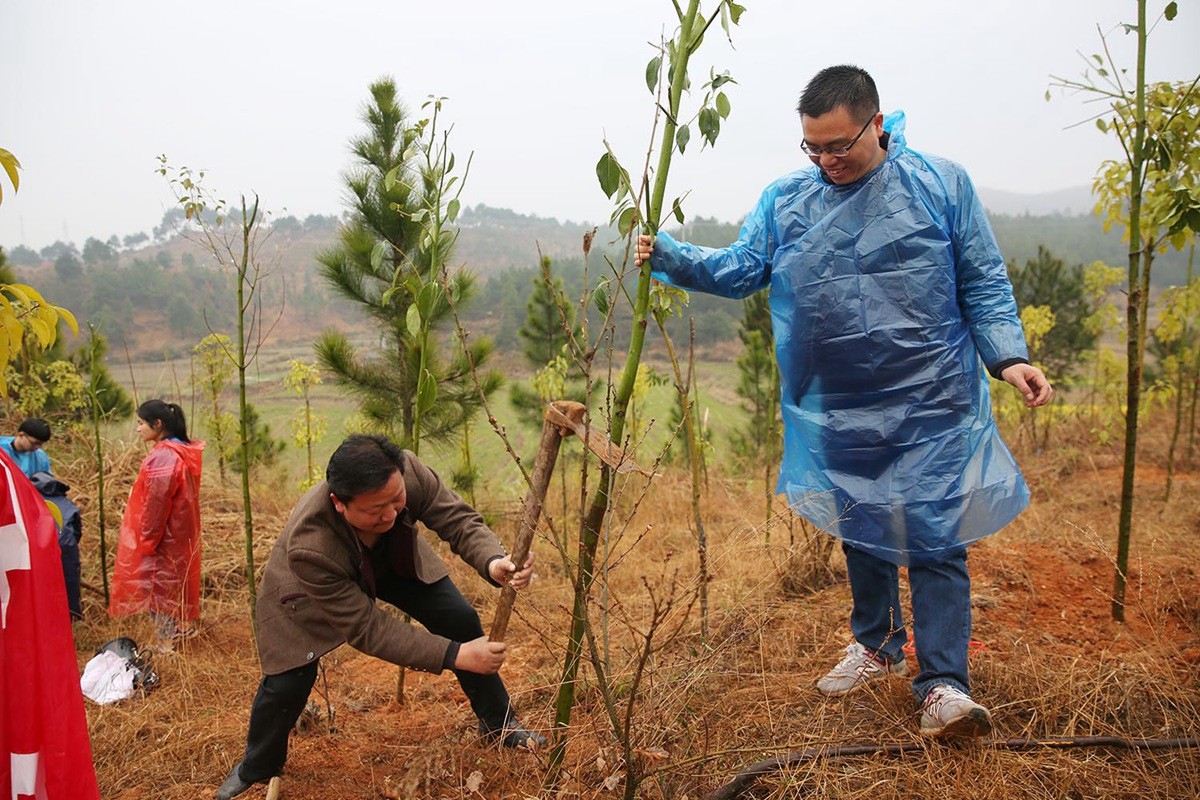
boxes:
[652,112,1029,566]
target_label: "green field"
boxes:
[113,340,750,503]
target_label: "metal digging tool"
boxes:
[490,401,584,642]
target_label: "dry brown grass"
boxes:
[48,413,1200,799]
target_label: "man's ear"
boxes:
[330,493,347,515]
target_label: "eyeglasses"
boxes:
[801,116,875,158]
[17,432,46,450]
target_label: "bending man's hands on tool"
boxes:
[634,234,654,267]
[1001,363,1054,408]
[488,551,536,590]
[455,636,507,674]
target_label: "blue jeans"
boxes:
[842,542,971,703]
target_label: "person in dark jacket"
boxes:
[217,434,543,800]
[31,471,83,621]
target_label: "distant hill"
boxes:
[7,196,1194,361]
[978,185,1095,217]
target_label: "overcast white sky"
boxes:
[2,0,1197,250]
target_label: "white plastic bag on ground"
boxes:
[80,649,139,704]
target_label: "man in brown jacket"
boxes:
[217,435,541,800]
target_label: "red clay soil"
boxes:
[975,539,1197,660]
[175,544,1197,800]
[88,461,1200,799]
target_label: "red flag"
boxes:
[0,451,100,800]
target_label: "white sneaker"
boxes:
[816,642,908,697]
[919,684,993,738]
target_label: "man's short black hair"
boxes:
[18,417,51,443]
[326,434,406,502]
[797,65,880,124]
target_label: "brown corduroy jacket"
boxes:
[254,451,506,676]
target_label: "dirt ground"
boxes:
[71,431,1200,800]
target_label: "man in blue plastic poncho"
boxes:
[635,65,1052,739]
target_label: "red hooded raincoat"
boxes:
[109,438,205,621]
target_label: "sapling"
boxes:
[547,0,745,780]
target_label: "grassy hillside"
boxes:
[44,384,1200,800]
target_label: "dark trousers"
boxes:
[60,542,82,620]
[238,576,512,782]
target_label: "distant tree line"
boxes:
[4,203,1192,363]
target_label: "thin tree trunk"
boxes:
[688,322,708,640]
[238,199,258,630]
[304,392,315,485]
[546,0,716,781]
[1165,339,1184,502]
[1113,0,1148,623]
[1164,244,1193,502]
[210,371,227,482]
[1188,350,1200,466]
[1184,244,1198,467]
[89,328,111,605]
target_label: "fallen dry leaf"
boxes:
[465,770,484,793]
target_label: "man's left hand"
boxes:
[1001,363,1054,408]
[489,552,536,590]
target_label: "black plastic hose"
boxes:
[702,736,1200,800]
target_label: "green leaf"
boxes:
[676,124,691,154]
[646,55,662,94]
[447,198,461,223]
[716,91,731,119]
[698,107,720,147]
[406,305,421,337]
[671,197,685,225]
[370,240,389,271]
[1165,1,1178,21]
[710,70,737,90]
[417,282,438,317]
[593,282,610,315]
[1044,89,1051,102]
[726,2,746,24]
[381,286,397,306]
[617,206,637,236]
[417,369,437,414]
[596,151,621,199]
[1096,118,1109,133]
[384,166,400,192]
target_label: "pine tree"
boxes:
[1007,246,1097,384]
[730,289,779,461]
[729,289,781,540]
[315,78,500,448]
[511,256,586,427]
[519,257,576,365]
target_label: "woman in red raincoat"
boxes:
[109,399,205,640]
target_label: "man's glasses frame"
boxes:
[801,115,875,158]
